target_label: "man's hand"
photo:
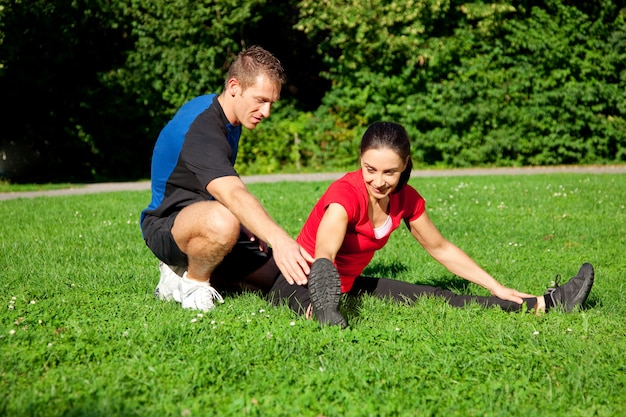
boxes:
[271,234,315,285]
[207,177,314,284]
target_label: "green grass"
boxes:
[1,173,625,416]
[0,180,80,193]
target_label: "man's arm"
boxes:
[207,175,314,285]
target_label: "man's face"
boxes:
[232,75,280,130]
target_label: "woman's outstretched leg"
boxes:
[349,276,537,312]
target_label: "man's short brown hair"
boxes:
[225,45,285,91]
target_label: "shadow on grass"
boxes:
[582,292,601,310]
[343,261,474,321]
[361,260,472,293]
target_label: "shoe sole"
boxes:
[565,262,594,312]
[308,259,347,328]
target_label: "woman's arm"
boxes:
[315,203,349,261]
[408,211,536,303]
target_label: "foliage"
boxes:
[106,0,265,116]
[294,0,626,167]
[239,101,361,175]
[0,0,624,182]
[0,0,137,182]
[1,173,626,415]
[419,0,626,166]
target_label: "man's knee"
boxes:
[204,202,240,241]
[173,201,240,248]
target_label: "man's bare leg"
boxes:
[170,201,240,311]
[172,201,240,281]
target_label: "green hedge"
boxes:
[1,0,624,182]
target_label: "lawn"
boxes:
[1,172,625,416]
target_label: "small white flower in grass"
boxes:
[38,320,43,324]
[210,320,216,325]
[48,342,53,347]
[567,328,573,332]
[196,313,203,318]
[266,332,272,339]
[190,318,197,323]
[289,321,296,326]
[533,331,539,336]
[9,329,15,335]
[319,367,325,372]
[259,309,265,313]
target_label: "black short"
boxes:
[141,212,272,281]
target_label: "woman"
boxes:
[269,122,594,327]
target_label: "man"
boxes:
[141,46,313,312]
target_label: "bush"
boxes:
[0,0,624,182]
[294,0,626,167]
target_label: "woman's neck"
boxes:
[368,196,390,228]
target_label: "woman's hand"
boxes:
[241,225,269,253]
[491,284,537,304]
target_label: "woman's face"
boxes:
[360,147,408,201]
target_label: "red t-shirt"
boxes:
[297,170,426,292]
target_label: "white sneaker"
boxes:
[179,273,224,312]
[154,262,183,302]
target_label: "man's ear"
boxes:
[226,78,240,97]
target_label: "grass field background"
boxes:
[1,172,625,416]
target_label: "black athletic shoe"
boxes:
[308,258,348,328]
[544,263,594,312]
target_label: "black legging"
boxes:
[268,274,537,315]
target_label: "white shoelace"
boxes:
[182,283,224,305]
